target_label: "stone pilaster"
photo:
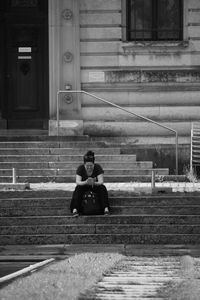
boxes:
[48,0,82,135]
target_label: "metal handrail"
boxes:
[57,90,178,174]
[190,122,194,173]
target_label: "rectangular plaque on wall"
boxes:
[18,47,32,53]
[89,72,105,82]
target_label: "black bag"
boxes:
[82,191,101,215]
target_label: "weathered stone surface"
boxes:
[0,168,169,177]
[0,148,120,156]
[0,233,200,245]
[105,70,200,84]
[1,194,200,207]
[95,224,200,234]
[0,161,153,170]
[0,224,95,235]
[0,137,178,182]
[80,256,181,299]
[84,121,191,137]
[49,120,83,136]
[0,193,199,245]
[0,207,69,217]
[1,205,199,217]
[0,190,71,199]
[0,183,30,191]
[0,175,187,184]
[1,215,200,227]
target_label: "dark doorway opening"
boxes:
[0,0,49,129]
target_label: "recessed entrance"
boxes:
[0,0,49,129]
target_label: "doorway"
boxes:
[0,0,49,129]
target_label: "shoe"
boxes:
[104,208,110,216]
[72,209,79,217]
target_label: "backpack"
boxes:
[82,191,102,215]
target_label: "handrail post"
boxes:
[56,91,60,136]
[151,170,155,188]
[175,132,178,175]
[12,168,17,184]
[190,123,193,173]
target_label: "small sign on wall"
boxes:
[18,47,32,53]
[18,56,32,59]
[89,71,105,82]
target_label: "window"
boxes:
[127,0,183,41]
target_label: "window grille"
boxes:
[127,0,183,41]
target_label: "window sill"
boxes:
[122,40,189,54]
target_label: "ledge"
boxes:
[0,183,30,191]
[134,187,173,194]
[122,40,189,54]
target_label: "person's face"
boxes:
[85,162,94,175]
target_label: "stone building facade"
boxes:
[0,0,200,171]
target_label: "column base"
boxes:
[49,120,83,136]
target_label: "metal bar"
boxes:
[175,132,178,175]
[56,90,179,174]
[56,91,60,136]
[190,123,194,173]
[12,168,16,184]
[151,170,155,188]
[82,90,177,134]
[0,258,55,284]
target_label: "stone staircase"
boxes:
[0,135,198,246]
[0,135,170,183]
[0,190,200,245]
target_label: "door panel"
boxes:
[7,25,40,118]
[2,0,48,129]
[15,56,38,112]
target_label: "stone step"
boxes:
[0,154,137,162]
[0,141,109,148]
[1,195,199,206]
[0,190,71,198]
[0,130,49,137]
[0,134,89,141]
[1,215,200,226]
[0,205,199,216]
[3,190,198,199]
[0,233,199,245]
[0,148,121,155]
[1,224,199,235]
[0,174,183,183]
[0,161,153,169]
[0,168,169,176]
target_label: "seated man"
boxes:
[70,150,110,217]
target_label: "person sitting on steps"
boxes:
[70,150,110,217]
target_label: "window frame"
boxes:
[122,0,188,43]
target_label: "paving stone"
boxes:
[79,256,181,299]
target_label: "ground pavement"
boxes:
[1,181,200,299]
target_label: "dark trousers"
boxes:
[70,184,109,213]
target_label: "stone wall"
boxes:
[121,144,190,175]
[79,0,200,140]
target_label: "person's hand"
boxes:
[87,177,94,185]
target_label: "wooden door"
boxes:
[3,0,48,129]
